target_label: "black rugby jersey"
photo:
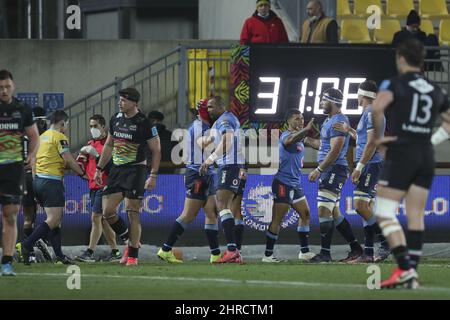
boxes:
[0,97,34,165]
[109,111,159,166]
[379,72,449,144]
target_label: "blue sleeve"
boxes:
[379,79,392,92]
[217,120,233,135]
[366,112,374,130]
[329,117,347,138]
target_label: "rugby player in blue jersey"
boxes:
[262,109,315,262]
[332,81,390,263]
[305,88,363,263]
[200,96,245,263]
[158,99,222,263]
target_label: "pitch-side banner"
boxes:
[20,175,450,245]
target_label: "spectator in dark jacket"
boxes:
[392,10,427,46]
[240,0,289,44]
[392,10,442,71]
[147,111,177,173]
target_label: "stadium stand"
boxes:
[386,0,415,19]
[419,0,449,19]
[353,0,384,17]
[421,19,436,36]
[337,0,353,18]
[374,19,402,43]
[439,19,450,45]
[340,19,372,43]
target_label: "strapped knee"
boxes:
[317,190,338,212]
[103,214,118,221]
[375,197,402,237]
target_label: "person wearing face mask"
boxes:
[240,0,289,45]
[75,114,121,263]
[20,110,86,265]
[300,0,338,44]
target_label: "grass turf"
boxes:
[2,258,450,300]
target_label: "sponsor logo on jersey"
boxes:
[11,111,21,119]
[0,123,19,130]
[409,78,434,94]
[113,131,133,140]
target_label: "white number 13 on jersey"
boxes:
[410,93,432,125]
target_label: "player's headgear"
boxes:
[119,88,140,103]
[196,98,210,123]
[357,80,377,100]
[322,88,343,106]
[32,106,47,134]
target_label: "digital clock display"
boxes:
[249,44,397,123]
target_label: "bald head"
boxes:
[306,0,323,18]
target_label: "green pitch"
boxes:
[2,259,450,300]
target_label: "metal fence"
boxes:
[64,44,450,151]
[64,46,184,150]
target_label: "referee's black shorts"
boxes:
[378,144,435,191]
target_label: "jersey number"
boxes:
[410,94,432,125]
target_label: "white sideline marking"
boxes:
[19,272,450,294]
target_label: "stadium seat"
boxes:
[439,19,450,46]
[340,19,372,43]
[337,0,353,18]
[419,0,449,19]
[421,19,435,36]
[353,0,384,17]
[374,19,401,44]
[386,0,414,19]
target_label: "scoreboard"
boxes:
[249,44,397,123]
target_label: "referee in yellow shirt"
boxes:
[21,110,85,265]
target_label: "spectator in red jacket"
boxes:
[240,0,289,45]
[75,114,121,263]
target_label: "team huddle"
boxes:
[1,39,450,290]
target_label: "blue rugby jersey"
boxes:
[210,111,245,167]
[318,113,350,167]
[274,130,304,188]
[355,105,385,164]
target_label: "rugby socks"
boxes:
[1,256,13,264]
[205,224,220,256]
[48,227,63,259]
[110,217,129,242]
[392,245,411,271]
[162,218,187,252]
[362,215,376,256]
[335,215,360,252]
[23,222,50,251]
[128,245,139,259]
[297,226,310,253]
[234,219,245,250]
[319,218,334,256]
[374,223,389,249]
[264,230,278,257]
[407,230,423,271]
[219,209,237,252]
